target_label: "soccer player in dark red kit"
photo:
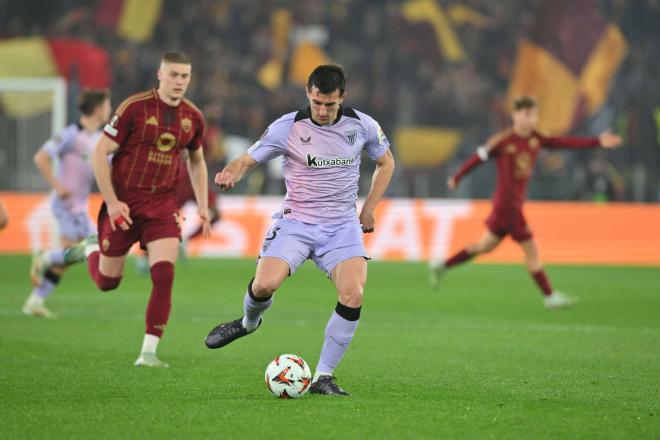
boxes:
[429,96,622,309]
[64,51,211,366]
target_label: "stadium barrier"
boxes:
[1,192,658,266]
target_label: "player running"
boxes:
[429,96,622,308]
[205,65,395,395]
[23,90,111,318]
[64,51,211,367]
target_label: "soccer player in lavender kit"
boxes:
[205,65,395,395]
[430,96,622,308]
[64,51,211,367]
[23,90,111,318]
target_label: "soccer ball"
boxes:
[264,354,312,398]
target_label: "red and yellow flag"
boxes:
[508,0,627,134]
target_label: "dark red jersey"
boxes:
[103,89,205,197]
[453,129,600,210]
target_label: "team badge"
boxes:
[345,130,357,145]
[181,117,192,134]
[505,143,517,154]
[529,137,540,149]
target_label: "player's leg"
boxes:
[430,229,503,288]
[23,236,75,318]
[204,256,290,349]
[519,238,575,309]
[134,237,178,368]
[310,256,366,396]
[205,219,311,349]
[24,209,94,317]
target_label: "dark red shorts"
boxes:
[98,192,182,257]
[486,207,533,242]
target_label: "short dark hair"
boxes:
[78,89,109,116]
[307,64,346,95]
[162,51,191,65]
[513,95,537,111]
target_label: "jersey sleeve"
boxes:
[247,116,293,163]
[42,125,76,158]
[103,100,134,146]
[363,115,390,161]
[536,132,600,150]
[187,112,206,151]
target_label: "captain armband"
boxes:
[476,145,489,161]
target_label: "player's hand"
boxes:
[214,171,236,191]
[359,208,375,233]
[198,207,212,238]
[599,130,622,149]
[447,177,457,190]
[107,200,132,231]
[54,183,71,199]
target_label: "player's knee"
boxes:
[150,261,175,288]
[252,277,280,297]
[97,275,122,291]
[526,260,543,273]
[339,284,364,308]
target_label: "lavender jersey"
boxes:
[247,107,389,224]
[42,123,101,213]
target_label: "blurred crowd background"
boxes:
[1,0,658,202]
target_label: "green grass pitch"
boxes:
[1,255,658,439]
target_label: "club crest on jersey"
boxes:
[306,153,355,168]
[345,130,357,145]
[181,117,192,133]
[300,135,312,145]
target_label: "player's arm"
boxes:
[214,153,258,191]
[448,134,500,190]
[540,130,621,150]
[186,147,211,238]
[360,149,395,233]
[0,199,8,230]
[33,148,70,199]
[92,135,132,231]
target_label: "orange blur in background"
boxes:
[1,192,659,266]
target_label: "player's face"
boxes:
[512,107,539,133]
[96,98,112,124]
[157,62,192,102]
[306,86,345,125]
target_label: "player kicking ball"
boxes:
[430,96,621,309]
[205,65,395,395]
[24,90,111,318]
[64,51,211,367]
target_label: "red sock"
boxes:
[87,251,121,291]
[146,261,174,338]
[531,270,553,296]
[445,249,474,268]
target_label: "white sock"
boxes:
[84,243,100,258]
[140,334,160,354]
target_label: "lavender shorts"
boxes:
[52,199,95,241]
[259,217,368,275]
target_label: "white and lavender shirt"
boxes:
[248,107,390,224]
[42,122,101,213]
